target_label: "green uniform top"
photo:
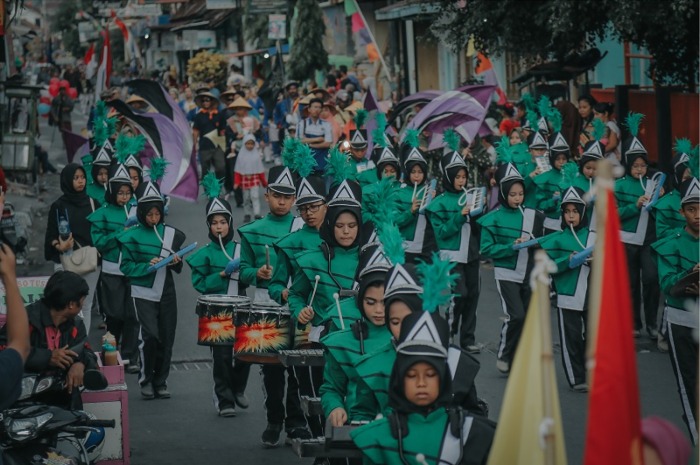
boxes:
[426,190,481,263]
[186,240,241,295]
[572,175,596,227]
[394,183,421,240]
[348,157,378,188]
[328,297,363,333]
[269,224,322,305]
[354,341,395,414]
[534,168,563,223]
[288,245,359,326]
[478,206,542,283]
[88,202,129,271]
[86,183,106,206]
[510,145,538,209]
[351,407,494,465]
[652,228,699,311]
[539,227,595,311]
[320,322,390,421]
[117,223,185,301]
[238,212,299,289]
[652,191,685,238]
[614,176,654,245]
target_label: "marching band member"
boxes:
[653,138,694,238]
[573,121,607,230]
[185,174,250,417]
[238,166,310,447]
[478,149,544,374]
[346,110,377,187]
[614,113,660,339]
[117,179,186,400]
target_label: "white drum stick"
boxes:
[308,275,321,307]
[333,293,344,330]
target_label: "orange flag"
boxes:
[583,186,643,465]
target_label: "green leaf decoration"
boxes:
[114,133,146,164]
[148,157,169,183]
[442,128,461,152]
[495,136,513,164]
[689,145,699,179]
[281,137,302,168]
[624,112,644,138]
[325,146,353,186]
[404,128,420,149]
[537,96,552,121]
[521,93,536,112]
[377,222,405,266]
[291,143,318,178]
[200,172,223,200]
[417,252,458,313]
[558,162,579,191]
[363,177,400,229]
[526,109,540,130]
[591,118,607,142]
[548,107,563,133]
[353,108,368,128]
[675,138,693,156]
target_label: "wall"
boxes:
[592,31,653,89]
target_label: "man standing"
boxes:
[50,86,74,131]
[296,98,332,173]
[193,92,226,180]
[273,82,300,156]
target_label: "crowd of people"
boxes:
[0,58,697,465]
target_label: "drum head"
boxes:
[198,294,251,306]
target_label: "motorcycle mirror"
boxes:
[83,369,108,391]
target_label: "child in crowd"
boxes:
[234,134,267,223]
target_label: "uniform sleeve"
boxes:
[319,350,349,417]
[426,201,467,241]
[169,229,186,274]
[655,209,673,239]
[288,265,312,321]
[394,190,417,228]
[656,246,686,295]
[615,181,642,220]
[118,237,152,278]
[238,233,258,287]
[535,177,560,215]
[187,249,226,294]
[90,214,121,256]
[479,225,516,260]
[268,244,290,305]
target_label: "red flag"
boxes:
[584,188,643,465]
[83,43,94,65]
[475,52,507,105]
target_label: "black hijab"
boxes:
[319,204,362,250]
[60,164,91,208]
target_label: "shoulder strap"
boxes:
[89,197,96,213]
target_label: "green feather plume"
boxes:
[520,93,536,112]
[325,146,353,186]
[526,109,540,130]
[442,128,461,152]
[375,112,387,133]
[625,112,644,138]
[114,134,146,163]
[404,128,420,149]
[363,177,400,230]
[81,154,94,172]
[353,109,368,128]
[93,101,118,149]
[281,137,302,168]
[377,222,405,266]
[675,138,693,156]
[591,118,607,142]
[689,146,699,179]
[372,127,388,149]
[290,143,318,178]
[548,107,563,133]
[148,157,169,183]
[558,162,579,191]
[495,136,513,164]
[417,252,458,313]
[537,96,552,120]
[200,172,222,200]
[510,142,531,164]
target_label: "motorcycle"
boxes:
[1,371,115,465]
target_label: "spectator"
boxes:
[272,81,300,157]
[234,134,267,223]
[193,92,226,180]
[296,98,332,172]
[50,86,74,131]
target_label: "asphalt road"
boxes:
[23,108,687,465]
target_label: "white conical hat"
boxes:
[206,198,230,217]
[137,181,163,204]
[384,264,422,300]
[396,312,448,358]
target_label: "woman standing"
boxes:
[44,163,100,333]
[577,95,598,154]
[593,102,621,164]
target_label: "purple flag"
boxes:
[61,129,89,163]
[363,87,379,112]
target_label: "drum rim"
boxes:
[198,294,251,304]
[237,307,291,316]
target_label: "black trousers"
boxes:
[625,243,660,331]
[211,346,250,411]
[557,307,587,387]
[495,279,531,364]
[261,365,306,430]
[667,322,698,444]
[293,342,325,437]
[450,260,481,348]
[134,279,177,388]
[99,272,139,365]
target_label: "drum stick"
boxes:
[333,293,345,330]
[147,242,198,272]
[308,275,321,307]
[265,244,271,269]
[416,454,429,465]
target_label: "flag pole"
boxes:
[351,0,393,83]
[534,250,557,465]
[586,159,613,388]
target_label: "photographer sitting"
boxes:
[0,271,98,409]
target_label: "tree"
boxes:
[287,0,328,82]
[433,0,698,91]
[50,1,83,58]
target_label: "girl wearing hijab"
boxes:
[233,133,267,223]
[88,164,139,370]
[351,311,495,465]
[45,163,100,332]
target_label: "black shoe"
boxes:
[285,427,312,445]
[234,392,249,409]
[141,384,155,400]
[155,386,171,399]
[261,423,283,448]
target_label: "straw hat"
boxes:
[227,96,252,110]
[220,89,238,101]
[194,92,219,106]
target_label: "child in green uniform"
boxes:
[238,165,310,447]
[534,139,569,234]
[88,164,138,370]
[186,174,250,417]
[347,110,377,188]
[538,185,595,392]
[521,130,548,209]
[478,162,544,374]
[86,149,111,206]
[351,310,495,465]
[574,136,606,230]
[117,181,186,399]
[615,113,660,338]
[361,145,401,200]
[426,147,483,353]
[652,177,699,444]
[653,139,694,238]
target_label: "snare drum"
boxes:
[196,295,250,346]
[234,303,310,364]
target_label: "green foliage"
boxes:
[201,172,223,200]
[442,129,460,152]
[417,252,458,313]
[326,146,353,186]
[287,0,329,82]
[624,112,644,138]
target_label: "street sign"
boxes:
[268,14,286,40]
[248,0,286,14]
[180,30,216,50]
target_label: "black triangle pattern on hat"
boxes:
[582,141,604,159]
[207,198,230,218]
[500,163,523,184]
[93,148,112,167]
[350,129,367,146]
[443,152,467,171]
[384,263,422,298]
[561,186,585,207]
[329,179,361,206]
[295,176,326,205]
[396,312,448,358]
[550,133,569,151]
[529,131,549,149]
[674,153,690,171]
[626,137,647,156]
[268,167,296,194]
[137,182,163,204]
[103,139,114,152]
[109,164,131,184]
[681,178,700,205]
[124,155,142,170]
[405,147,427,165]
[363,247,391,273]
[377,147,400,165]
[296,178,317,199]
[537,117,549,134]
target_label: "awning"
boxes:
[375,0,440,21]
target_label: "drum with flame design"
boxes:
[196,295,250,346]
